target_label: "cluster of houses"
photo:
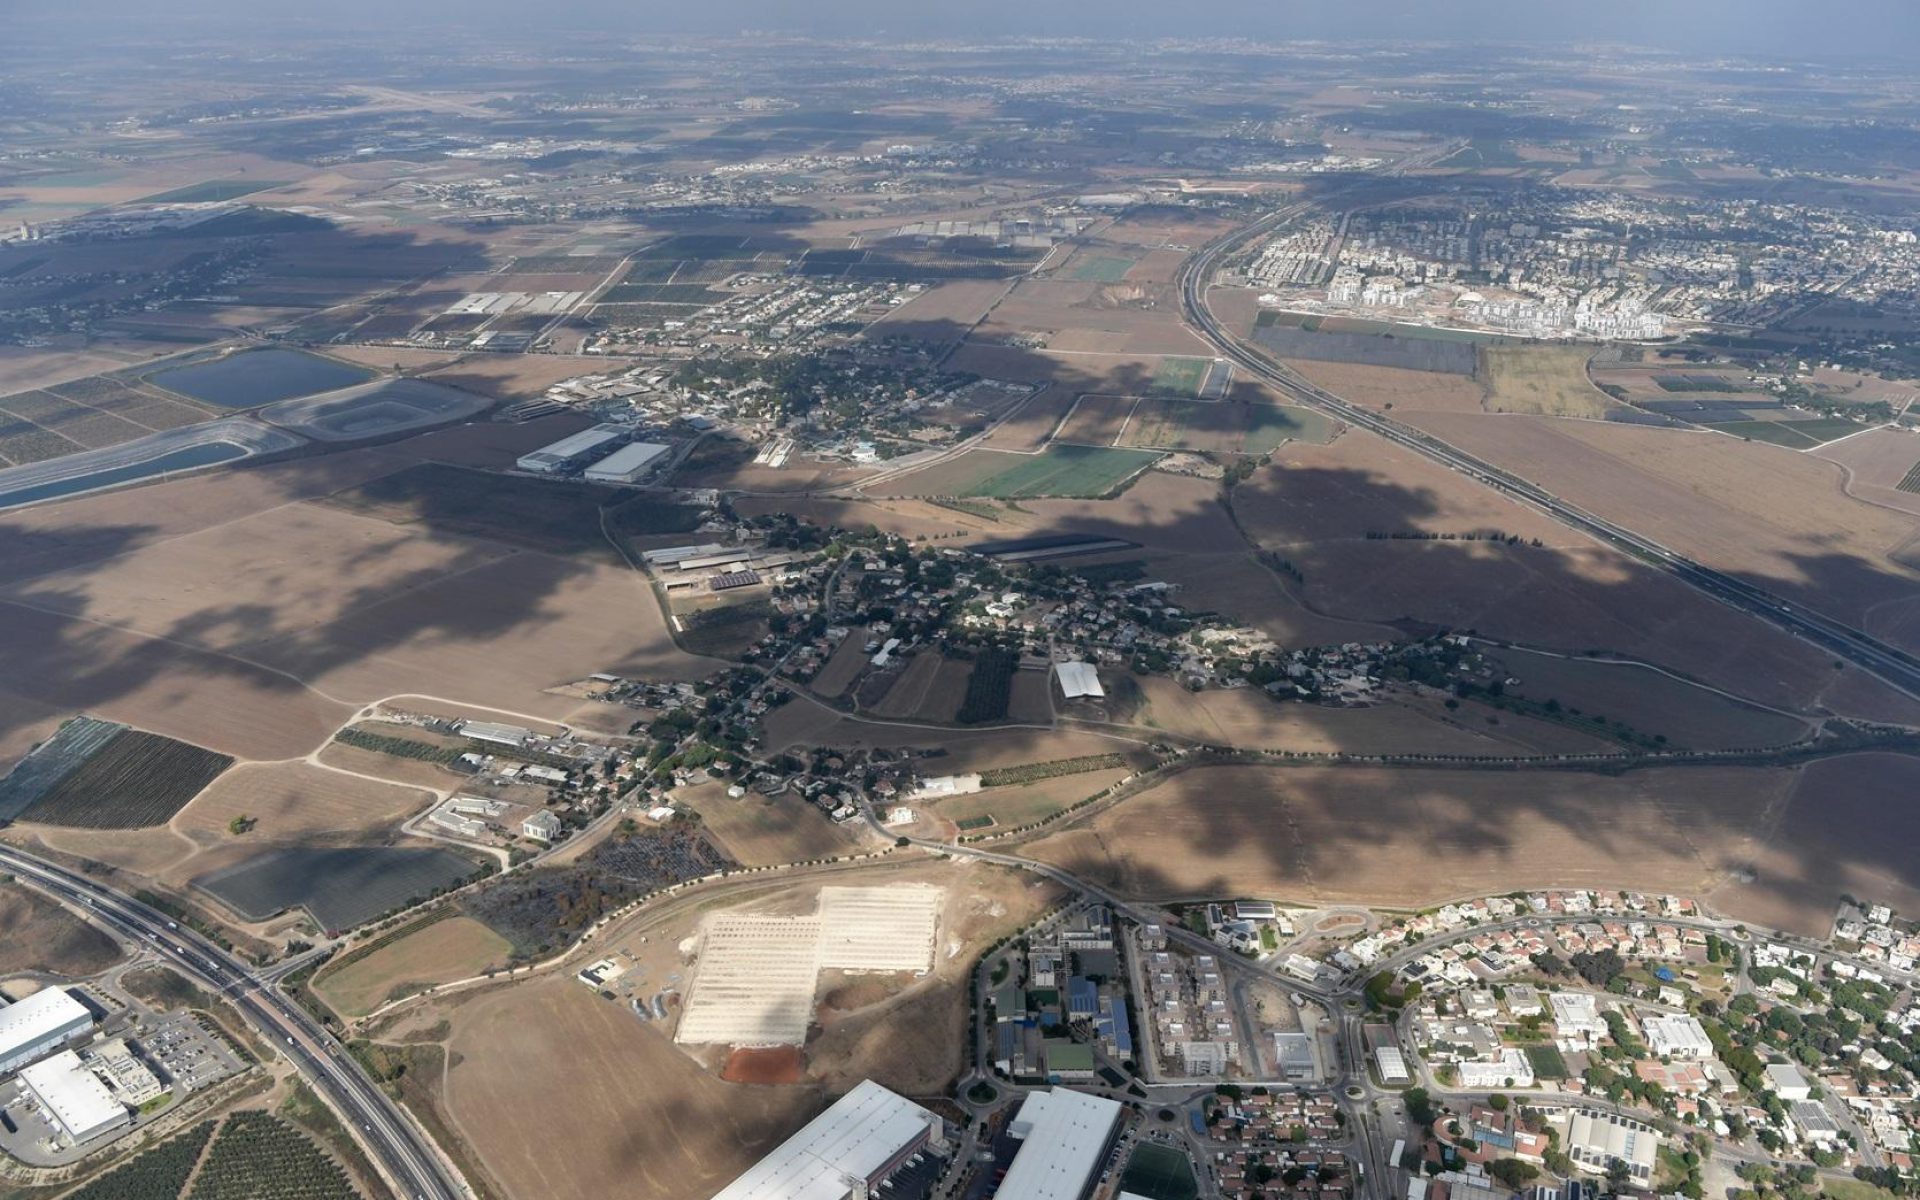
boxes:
[1206,1092,1351,1200]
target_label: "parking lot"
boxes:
[135,1012,244,1092]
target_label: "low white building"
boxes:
[1376,1046,1411,1085]
[709,1079,944,1200]
[584,441,670,483]
[1566,1110,1659,1186]
[1052,661,1105,700]
[1644,1013,1715,1061]
[521,810,563,842]
[1457,1049,1535,1090]
[20,1051,129,1144]
[1550,992,1608,1049]
[1765,1063,1813,1101]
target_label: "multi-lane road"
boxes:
[0,845,466,1200]
[1177,211,1920,703]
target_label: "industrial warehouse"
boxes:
[0,988,95,1075]
[709,1080,947,1200]
[514,423,673,483]
[994,1089,1123,1200]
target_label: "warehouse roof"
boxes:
[525,425,625,460]
[999,1088,1122,1200]
[19,1051,126,1141]
[0,988,91,1060]
[585,441,670,477]
[711,1080,937,1200]
[1052,661,1104,700]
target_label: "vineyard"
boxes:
[21,730,231,828]
[64,1120,216,1200]
[956,647,1019,724]
[187,1111,359,1200]
[979,753,1128,787]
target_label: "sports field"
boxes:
[1150,356,1212,396]
[894,445,1161,498]
[1069,255,1136,282]
[1121,1143,1200,1200]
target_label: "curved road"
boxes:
[0,845,466,1200]
[1178,211,1920,702]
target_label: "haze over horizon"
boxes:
[16,0,1920,62]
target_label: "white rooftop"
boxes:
[19,1051,126,1142]
[585,441,670,475]
[998,1088,1123,1200]
[709,1080,936,1200]
[1053,661,1104,700]
[0,988,91,1060]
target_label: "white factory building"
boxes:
[1052,661,1104,701]
[19,1051,129,1144]
[996,1088,1123,1200]
[0,987,95,1075]
[1565,1110,1659,1186]
[1643,1013,1715,1061]
[708,1080,945,1200]
[584,441,670,483]
[516,424,628,474]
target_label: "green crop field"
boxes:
[1150,356,1211,396]
[1525,1043,1570,1079]
[1122,398,1335,454]
[1069,255,1136,282]
[909,445,1162,498]
[136,180,288,204]
[1709,420,1822,449]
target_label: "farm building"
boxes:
[515,424,627,473]
[912,774,982,798]
[998,1088,1123,1200]
[19,1051,128,1144]
[521,810,563,842]
[641,543,726,566]
[709,1079,945,1200]
[1053,661,1104,700]
[584,441,671,483]
[458,720,532,749]
[0,987,95,1075]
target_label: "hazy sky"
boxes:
[25,0,1920,61]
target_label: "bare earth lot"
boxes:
[314,915,511,1018]
[0,880,125,978]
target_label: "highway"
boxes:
[0,845,466,1200]
[1177,210,1920,704]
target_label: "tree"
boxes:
[1488,1093,1510,1111]
[1489,1160,1540,1189]
[228,814,256,835]
[1405,1088,1438,1126]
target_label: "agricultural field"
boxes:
[317,461,633,558]
[1484,646,1813,751]
[868,651,971,722]
[136,179,289,204]
[1479,343,1613,418]
[312,912,510,1017]
[16,729,231,829]
[956,647,1020,723]
[1119,397,1335,454]
[188,1110,359,1200]
[1019,761,1793,906]
[926,768,1132,831]
[674,781,868,867]
[1251,320,1480,375]
[0,714,124,821]
[889,444,1161,499]
[195,844,482,933]
[1709,753,1920,937]
[176,761,433,847]
[0,879,125,977]
[439,971,821,1200]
